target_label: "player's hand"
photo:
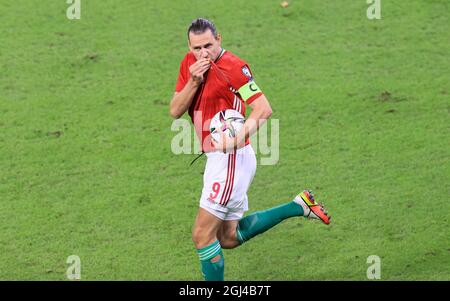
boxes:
[189,58,211,86]
[212,133,245,153]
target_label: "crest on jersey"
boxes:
[241,66,253,80]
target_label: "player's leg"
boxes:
[217,220,240,249]
[222,145,306,246]
[235,190,331,245]
[215,200,305,247]
[218,145,331,246]
[216,194,328,248]
[192,208,225,281]
[217,195,327,248]
[196,148,238,280]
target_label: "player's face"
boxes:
[188,29,222,61]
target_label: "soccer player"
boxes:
[170,18,331,281]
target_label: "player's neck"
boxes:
[214,48,225,62]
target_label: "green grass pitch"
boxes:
[0,0,448,280]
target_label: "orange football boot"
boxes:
[294,190,331,225]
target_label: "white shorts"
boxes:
[199,144,257,221]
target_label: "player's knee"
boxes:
[220,238,239,249]
[191,228,202,246]
[192,226,215,248]
[219,230,239,249]
[218,238,233,249]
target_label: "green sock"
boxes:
[197,240,224,281]
[236,201,303,244]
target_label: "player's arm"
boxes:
[169,58,210,119]
[211,63,272,152]
[234,68,272,144]
[169,81,198,119]
[212,94,272,153]
[235,94,272,146]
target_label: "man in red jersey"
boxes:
[170,18,331,281]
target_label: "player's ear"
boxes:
[216,33,222,43]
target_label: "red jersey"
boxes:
[175,49,263,152]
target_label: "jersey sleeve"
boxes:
[229,63,263,105]
[175,55,189,92]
